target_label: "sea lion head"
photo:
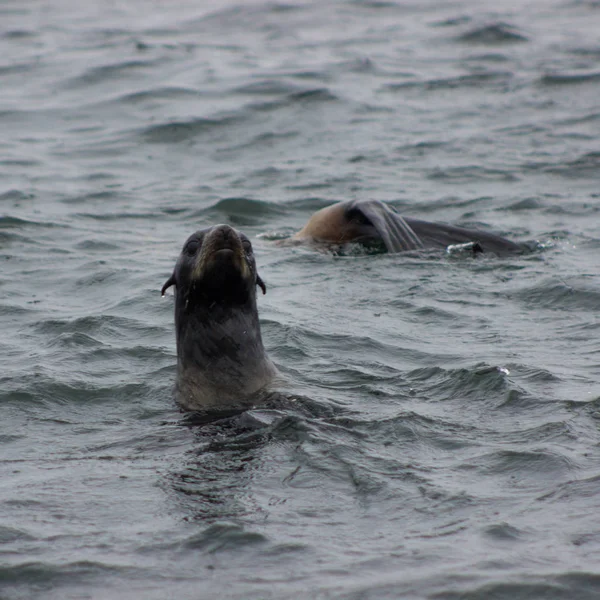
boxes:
[294,199,423,251]
[162,224,275,410]
[162,224,266,306]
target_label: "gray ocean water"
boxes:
[2,0,600,598]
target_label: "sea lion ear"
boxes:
[161,274,176,296]
[256,274,267,295]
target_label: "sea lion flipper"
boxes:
[382,209,424,251]
[403,217,521,254]
[355,201,424,252]
[161,274,176,296]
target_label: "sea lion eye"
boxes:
[185,239,200,255]
[242,239,252,254]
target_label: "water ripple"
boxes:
[457,22,529,45]
[385,71,513,92]
[140,115,245,144]
[2,0,600,597]
[540,71,600,86]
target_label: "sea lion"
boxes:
[293,199,522,254]
[162,224,277,411]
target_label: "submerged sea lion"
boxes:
[162,224,277,411]
[293,199,522,254]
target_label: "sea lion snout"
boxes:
[208,224,237,246]
[162,224,266,303]
[204,224,241,250]
[198,224,249,277]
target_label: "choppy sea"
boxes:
[2,0,600,598]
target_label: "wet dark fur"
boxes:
[162,225,276,411]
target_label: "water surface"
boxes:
[1,0,600,598]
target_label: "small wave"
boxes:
[62,190,120,204]
[1,375,155,408]
[224,88,339,119]
[395,140,451,157]
[223,130,300,153]
[0,525,35,543]
[0,215,54,229]
[554,111,600,126]
[73,211,158,220]
[502,197,545,211]
[45,331,103,350]
[432,16,471,27]
[482,521,527,542]
[285,180,336,191]
[286,173,361,191]
[513,278,600,311]
[73,239,121,251]
[346,0,403,8]
[33,314,159,339]
[427,165,519,183]
[539,71,600,86]
[74,269,128,288]
[341,411,478,452]
[407,364,511,403]
[463,52,512,63]
[286,197,335,211]
[0,560,135,587]
[386,71,513,93]
[2,30,36,39]
[274,69,332,82]
[337,56,377,74]
[487,417,576,446]
[196,197,288,226]
[182,523,268,553]
[231,79,303,95]
[409,304,478,326]
[507,364,562,384]
[191,2,304,31]
[0,158,40,168]
[448,578,591,600]
[63,60,159,88]
[409,195,492,213]
[140,115,244,144]
[520,153,600,179]
[537,473,600,504]
[543,201,600,215]
[0,61,36,76]
[457,22,529,44]
[569,45,600,58]
[552,152,600,178]
[117,86,203,104]
[461,449,575,478]
[0,189,35,202]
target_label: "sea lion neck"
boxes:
[174,292,261,345]
[176,301,263,358]
[174,298,275,410]
[183,274,255,310]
